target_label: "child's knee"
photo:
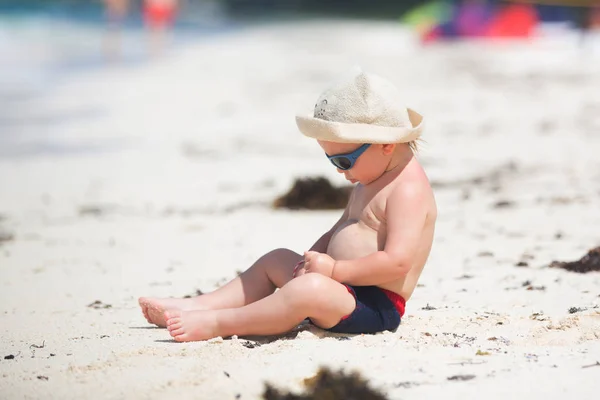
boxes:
[263,248,301,268]
[287,274,354,326]
[287,274,332,303]
[269,248,295,258]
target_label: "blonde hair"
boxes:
[407,138,422,152]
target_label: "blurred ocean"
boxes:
[0,1,242,156]
[0,4,234,119]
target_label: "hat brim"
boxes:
[295,108,424,144]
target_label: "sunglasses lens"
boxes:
[332,157,351,170]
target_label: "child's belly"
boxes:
[326,218,419,300]
[326,219,381,261]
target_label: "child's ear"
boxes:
[381,144,396,155]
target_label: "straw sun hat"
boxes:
[296,67,424,144]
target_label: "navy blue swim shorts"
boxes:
[325,285,406,334]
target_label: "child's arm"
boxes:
[308,189,353,253]
[331,183,427,285]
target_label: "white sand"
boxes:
[1,20,600,399]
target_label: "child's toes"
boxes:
[166,316,181,327]
[164,310,181,322]
[173,332,189,342]
[169,327,186,338]
[167,322,182,332]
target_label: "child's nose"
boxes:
[336,168,344,173]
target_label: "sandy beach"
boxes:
[1,19,600,399]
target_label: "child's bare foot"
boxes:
[165,309,219,342]
[138,297,208,328]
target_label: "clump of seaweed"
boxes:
[263,366,387,400]
[273,177,352,210]
[550,247,600,273]
[0,229,14,246]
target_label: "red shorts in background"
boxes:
[144,2,177,28]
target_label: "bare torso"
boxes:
[326,157,436,301]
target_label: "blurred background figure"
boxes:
[593,5,600,29]
[575,2,600,46]
[143,0,179,56]
[103,0,131,61]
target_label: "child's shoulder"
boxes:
[395,157,431,188]
[387,160,434,205]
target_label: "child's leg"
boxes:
[165,273,356,342]
[139,248,302,327]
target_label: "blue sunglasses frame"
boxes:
[326,143,371,170]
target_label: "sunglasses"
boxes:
[325,143,371,170]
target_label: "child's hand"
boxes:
[292,260,306,278]
[302,251,335,278]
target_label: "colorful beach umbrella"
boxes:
[400,1,454,33]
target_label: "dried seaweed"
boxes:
[447,375,475,381]
[273,177,352,210]
[550,247,600,273]
[263,367,387,400]
[0,230,14,245]
[87,300,112,309]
